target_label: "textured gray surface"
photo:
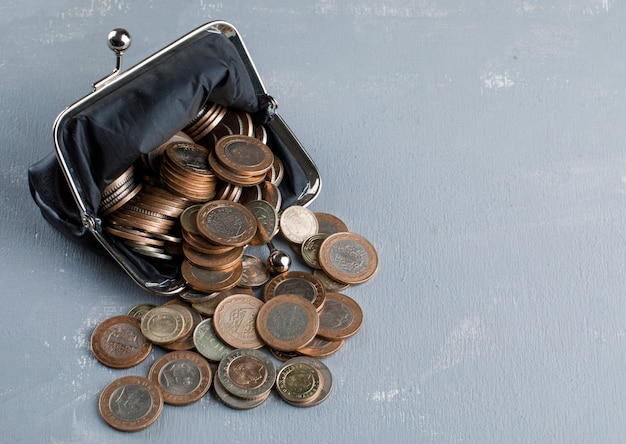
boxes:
[3,1,626,442]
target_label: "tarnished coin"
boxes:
[239,254,270,288]
[214,134,274,177]
[276,356,332,407]
[148,350,212,405]
[190,287,253,316]
[182,243,244,271]
[256,294,320,352]
[127,304,156,320]
[301,233,329,269]
[160,300,203,351]
[279,205,318,244]
[98,375,163,432]
[140,306,187,345]
[193,318,235,362]
[196,200,257,247]
[91,315,153,369]
[316,292,363,340]
[212,294,265,349]
[270,348,301,362]
[275,359,323,405]
[179,288,219,303]
[181,259,243,293]
[314,212,349,235]
[217,348,276,400]
[245,199,279,246]
[213,371,270,410]
[263,271,326,311]
[318,232,378,285]
[313,269,350,292]
[297,336,344,358]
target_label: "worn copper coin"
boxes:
[212,294,265,349]
[297,336,344,358]
[239,254,270,288]
[90,315,153,369]
[318,232,378,285]
[263,271,326,310]
[217,348,276,400]
[182,243,244,271]
[196,200,257,247]
[181,259,243,293]
[316,292,363,340]
[148,350,212,405]
[140,306,187,345]
[279,205,319,244]
[275,359,323,405]
[98,375,163,432]
[277,356,332,407]
[213,371,270,410]
[193,318,235,362]
[214,134,274,176]
[256,294,320,352]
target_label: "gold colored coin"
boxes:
[212,294,265,349]
[140,306,187,345]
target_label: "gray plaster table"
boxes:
[2,1,626,443]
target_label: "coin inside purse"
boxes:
[28,21,321,295]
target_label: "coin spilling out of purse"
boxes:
[92,102,379,431]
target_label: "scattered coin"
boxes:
[263,270,326,310]
[217,348,276,400]
[98,375,163,432]
[140,306,187,345]
[276,356,332,407]
[279,205,319,244]
[297,336,344,358]
[239,254,270,288]
[193,318,235,362]
[316,292,363,340]
[256,294,320,352]
[301,233,329,269]
[212,294,265,349]
[314,212,349,235]
[318,232,378,285]
[275,358,324,406]
[127,303,156,320]
[90,315,153,369]
[148,350,212,405]
[213,371,270,410]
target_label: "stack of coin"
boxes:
[184,102,228,144]
[275,356,332,407]
[159,142,217,202]
[214,348,276,409]
[99,165,142,216]
[208,135,275,186]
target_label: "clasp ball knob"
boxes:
[268,250,291,274]
[107,28,131,55]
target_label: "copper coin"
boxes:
[208,151,267,186]
[313,269,350,292]
[213,371,270,410]
[263,271,326,310]
[300,233,329,269]
[182,243,244,271]
[275,359,323,405]
[318,232,378,285]
[148,350,212,405]
[212,294,264,349]
[140,306,187,345]
[214,135,274,177]
[277,356,332,407]
[279,205,319,244]
[217,348,275,399]
[315,292,363,340]
[98,375,163,432]
[103,165,135,195]
[256,294,320,352]
[239,254,270,288]
[181,259,243,293]
[314,212,349,235]
[260,181,282,212]
[297,336,344,358]
[163,142,213,176]
[182,232,235,255]
[90,315,153,369]
[196,200,257,247]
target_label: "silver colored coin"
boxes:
[301,233,329,269]
[213,372,270,410]
[217,348,276,400]
[279,205,318,244]
[193,318,235,362]
[246,200,279,244]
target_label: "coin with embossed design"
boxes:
[301,233,329,269]
[213,371,270,409]
[315,292,363,340]
[297,336,344,358]
[140,306,187,345]
[193,318,235,362]
[275,359,323,404]
[217,348,276,400]
[256,294,320,352]
[214,135,274,177]
[245,199,278,246]
[239,254,270,288]
[98,375,163,431]
[91,315,153,369]
[148,350,212,405]
[279,205,318,244]
[212,294,265,349]
[318,232,378,285]
[196,200,257,247]
[277,356,332,407]
[263,271,326,310]
[181,259,243,293]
